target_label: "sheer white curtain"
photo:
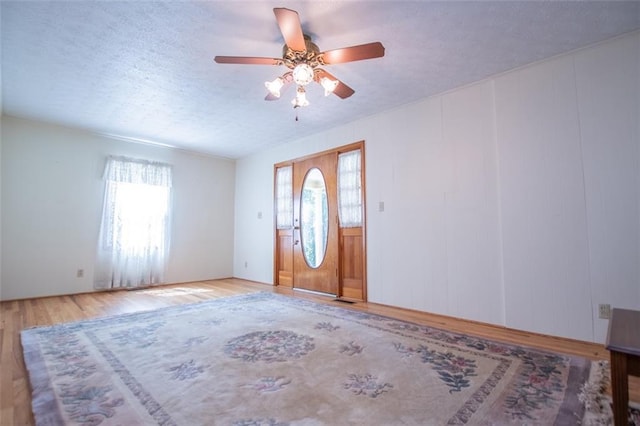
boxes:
[275,166,293,229]
[338,150,362,228]
[95,156,173,289]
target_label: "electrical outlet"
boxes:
[598,303,611,319]
[76,269,84,278]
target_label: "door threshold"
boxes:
[293,287,336,298]
[333,298,356,304]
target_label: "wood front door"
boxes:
[292,152,339,295]
[274,141,366,301]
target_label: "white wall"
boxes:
[233,32,640,343]
[1,116,235,300]
[1,4,3,297]
[0,113,3,300]
[573,33,640,341]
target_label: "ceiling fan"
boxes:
[214,7,385,108]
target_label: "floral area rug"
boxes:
[22,292,596,425]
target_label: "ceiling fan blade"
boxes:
[273,8,306,52]
[315,69,355,99]
[332,81,355,99]
[214,56,283,66]
[319,42,385,65]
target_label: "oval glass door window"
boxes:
[300,168,329,268]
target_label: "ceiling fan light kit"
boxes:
[214,7,385,109]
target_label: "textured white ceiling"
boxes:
[2,1,639,159]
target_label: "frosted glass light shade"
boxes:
[320,77,338,96]
[292,63,314,86]
[292,86,310,107]
[265,77,285,98]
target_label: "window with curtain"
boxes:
[275,165,293,229]
[95,156,173,289]
[338,149,362,228]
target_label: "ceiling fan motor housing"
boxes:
[282,35,321,69]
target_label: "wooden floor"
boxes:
[0,278,634,425]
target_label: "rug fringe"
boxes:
[579,361,640,425]
[578,360,613,425]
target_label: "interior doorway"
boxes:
[274,141,367,301]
